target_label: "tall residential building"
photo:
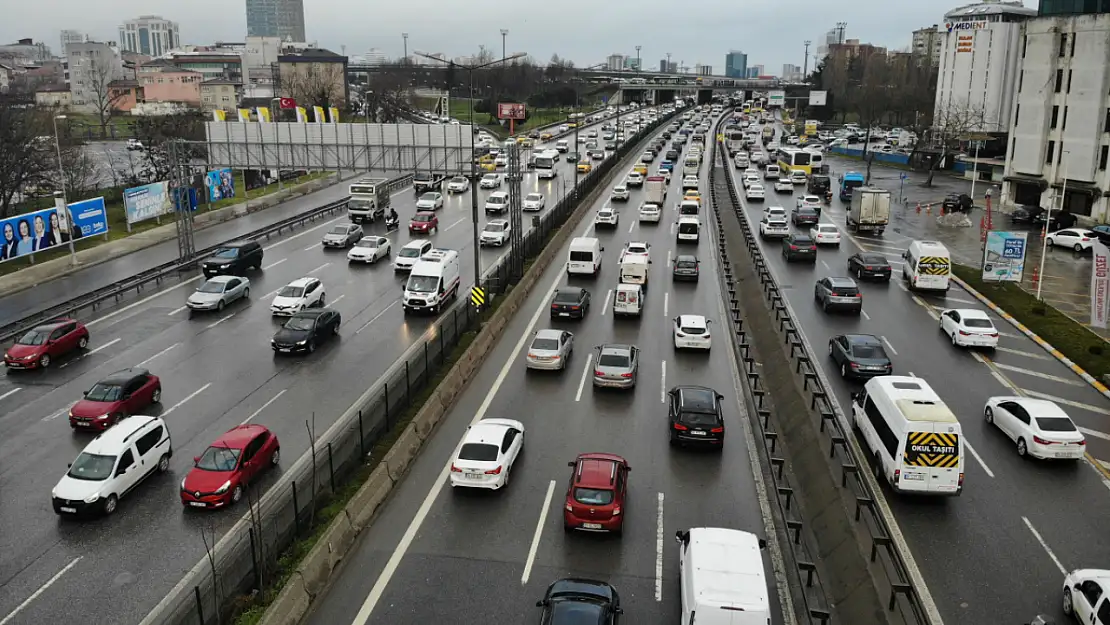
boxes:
[246,0,306,43]
[912,25,943,67]
[60,30,85,54]
[725,51,747,78]
[658,59,677,73]
[119,16,180,57]
[63,41,124,112]
[696,64,713,76]
[817,24,847,58]
[606,54,626,71]
[782,63,803,81]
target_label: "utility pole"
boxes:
[666,52,672,73]
[803,40,812,77]
[501,29,508,61]
[635,45,641,74]
[402,33,408,64]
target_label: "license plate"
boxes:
[582,523,603,529]
[465,472,482,479]
[559,313,570,317]
[902,472,925,481]
[690,430,708,436]
[60,506,76,513]
[189,502,206,508]
[1055,451,1074,458]
[279,348,291,352]
[75,421,90,427]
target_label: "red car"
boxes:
[69,368,162,430]
[409,211,439,234]
[563,453,630,534]
[4,319,89,370]
[181,424,281,509]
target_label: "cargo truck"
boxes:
[348,177,391,223]
[412,171,446,194]
[645,175,668,205]
[847,187,891,235]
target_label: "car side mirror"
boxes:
[83,390,88,397]
[193,456,200,464]
[567,461,576,467]
[758,538,767,549]
[536,600,547,607]
[850,391,861,403]
[599,246,605,251]
[67,462,72,468]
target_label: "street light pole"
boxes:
[501,29,508,61]
[803,40,812,76]
[1038,150,1069,300]
[635,45,641,74]
[402,33,408,64]
[52,114,77,265]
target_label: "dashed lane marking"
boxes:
[989,362,1086,387]
[1023,390,1110,416]
[1022,516,1067,576]
[993,346,1052,361]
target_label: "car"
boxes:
[479,219,511,246]
[186,275,250,313]
[640,151,654,163]
[746,184,766,201]
[523,192,546,211]
[126,138,144,151]
[415,192,444,210]
[347,236,391,264]
[479,173,502,189]
[563,454,630,533]
[201,240,263,277]
[741,173,759,189]
[787,205,819,226]
[667,385,725,448]
[666,149,679,161]
[525,328,574,371]
[393,239,432,272]
[270,277,326,316]
[619,241,651,263]
[477,160,496,172]
[796,195,822,211]
[68,368,162,430]
[814,276,863,314]
[611,184,630,201]
[682,175,699,190]
[409,211,439,234]
[595,207,619,227]
[591,149,606,161]
[790,169,808,184]
[180,424,281,508]
[493,155,508,168]
[939,308,1000,349]
[449,418,525,489]
[810,223,841,245]
[550,288,591,319]
[774,178,794,193]
[626,172,644,187]
[577,161,593,174]
[588,130,598,138]
[942,193,965,212]
[673,314,712,350]
[4,319,89,370]
[984,397,1086,460]
[592,344,639,389]
[672,254,700,281]
[1062,568,1110,622]
[639,202,662,222]
[271,308,341,353]
[782,234,817,262]
[735,155,750,169]
[322,223,363,248]
[656,167,672,182]
[847,252,892,281]
[828,334,893,379]
[1008,204,1044,224]
[759,215,789,239]
[1046,228,1098,252]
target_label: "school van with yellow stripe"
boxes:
[901,240,951,291]
[850,376,964,496]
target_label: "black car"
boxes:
[201,240,263,278]
[847,252,892,281]
[791,206,820,226]
[550,288,591,319]
[807,174,831,195]
[662,131,672,140]
[668,385,725,449]
[271,309,341,354]
[1009,205,1045,225]
[782,234,817,262]
[942,193,971,213]
[665,149,679,161]
[672,254,700,281]
[828,334,893,379]
[536,578,623,624]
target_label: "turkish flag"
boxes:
[279,98,296,110]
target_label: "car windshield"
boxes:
[85,383,123,402]
[399,247,421,257]
[964,318,994,329]
[357,237,378,247]
[1036,416,1078,432]
[819,226,838,233]
[531,337,560,351]
[485,224,505,233]
[197,281,226,294]
[67,452,116,481]
[851,344,887,359]
[17,329,49,346]
[407,275,439,293]
[284,316,316,331]
[328,226,348,235]
[413,214,433,222]
[420,193,437,201]
[451,177,465,184]
[277,286,305,298]
[488,197,506,204]
[196,446,242,471]
[598,353,629,367]
[574,487,614,505]
[526,194,542,201]
[483,175,497,181]
[212,248,239,259]
[458,442,499,462]
[860,255,887,264]
[553,291,581,304]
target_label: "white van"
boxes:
[613,283,643,316]
[555,139,569,153]
[902,240,951,292]
[567,237,603,276]
[403,248,461,314]
[683,156,700,176]
[619,255,650,289]
[763,164,781,180]
[676,217,700,243]
[485,191,509,214]
[851,376,964,496]
[676,527,771,625]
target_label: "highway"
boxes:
[735,119,1110,625]
[0,108,661,625]
[302,114,788,625]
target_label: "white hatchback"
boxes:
[673,314,712,351]
[595,208,619,227]
[939,308,1000,348]
[449,418,524,490]
[639,203,662,222]
[270,277,325,316]
[746,184,765,201]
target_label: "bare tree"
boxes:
[82,55,124,137]
[282,63,346,111]
[0,104,53,218]
[54,144,102,199]
[923,98,989,186]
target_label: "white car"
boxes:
[416,192,443,210]
[1063,569,1110,621]
[759,217,790,239]
[449,418,524,490]
[186,275,250,312]
[796,195,822,210]
[1046,228,1098,252]
[734,156,749,169]
[270,277,325,316]
[626,171,644,187]
[611,185,630,201]
[523,193,546,211]
[479,173,502,189]
[673,314,712,351]
[790,170,808,185]
[810,223,841,245]
[984,396,1086,460]
[393,239,433,272]
[656,168,672,182]
[939,308,1000,348]
[485,191,509,214]
[639,203,662,222]
[595,207,619,227]
[480,219,511,246]
[620,241,651,262]
[525,328,574,371]
[746,184,765,201]
[446,176,469,193]
[742,174,760,189]
[347,236,391,263]
[682,175,699,190]
[773,178,794,193]
[762,206,787,220]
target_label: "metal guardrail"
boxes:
[0,174,414,345]
[706,114,931,625]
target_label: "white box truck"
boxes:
[347,177,391,223]
[402,249,461,314]
[847,187,891,235]
[645,175,668,205]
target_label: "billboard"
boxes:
[1092,240,1110,328]
[808,90,828,106]
[0,198,108,264]
[204,168,236,202]
[123,181,172,227]
[768,90,785,107]
[981,231,1028,283]
[497,103,526,120]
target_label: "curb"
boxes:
[952,275,1110,400]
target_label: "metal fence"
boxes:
[706,115,931,625]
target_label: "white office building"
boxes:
[119,15,181,57]
[606,54,627,71]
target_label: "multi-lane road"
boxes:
[0,109,662,625]
[301,114,790,625]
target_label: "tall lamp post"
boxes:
[402,33,408,63]
[52,114,77,265]
[501,29,508,61]
[803,40,812,76]
[1037,149,1069,301]
[415,50,526,290]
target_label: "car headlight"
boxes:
[296,340,307,346]
[181,477,188,490]
[97,413,111,421]
[215,480,231,495]
[84,493,101,503]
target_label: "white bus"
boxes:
[682,156,700,176]
[726,130,745,156]
[535,150,558,179]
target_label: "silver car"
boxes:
[186,275,250,313]
[592,344,639,389]
[322,223,363,248]
[525,329,574,371]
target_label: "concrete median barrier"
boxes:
[345,465,394,531]
[382,424,423,481]
[262,573,311,625]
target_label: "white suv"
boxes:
[485,191,509,214]
[270,277,325,316]
[394,240,433,272]
[52,415,173,516]
[626,172,645,187]
[480,219,511,246]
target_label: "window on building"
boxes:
[1059,33,1068,57]
[1015,104,1020,126]
[1068,70,1073,92]
[1101,145,1109,171]
[1105,108,1110,132]
[1055,69,1064,93]
[1063,106,1069,129]
[1071,32,1077,56]
[1022,35,1028,58]
[1018,70,1024,93]
[1047,140,1055,164]
[1051,105,1059,129]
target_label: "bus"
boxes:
[775,147,820,176]
[839,171,865,201]
[742,101,752,113]
[726,130,745,155]
[535,150,558,179]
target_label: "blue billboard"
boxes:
[123,181,171,226]
[205,168,235,202]
[0,197,108,264]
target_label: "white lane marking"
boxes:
[307,262,330,275]
[521,480,556,585]
[820,260,830,271]
[575,353,594,402]
[666,249,672,267]
[881,336,898,355]
[663,292,669,317]
[963,441,995,478]
[860,309,870,321]
[655,492,665,602]
[138,343,180,367]
[206,313,235,329]
[88,277,203,327]
[86,337,121,356]
[601,289,612,317]
[0,556,83,625]
[990,362,1086,387]
[1024,390,1110,416]
[162,383,211,417]
[240,389,288,426]
[41,408,66,422]
[944,296,978,305]
[993,346,1052,360]
[627,219,636,234]
[350,272,562,624]
[330,294,346,306]
[167,305,188,316]
[670,221,676,235]
[303,244,317,252]
[442,218,466,232]
[1079,426,1110,442]
[991,370,1019,392]
[263,258,287,270]
[355,301,398,334]
[1022,516,1067,575]
[660,360,667,403]
[0,388,21,401]
[907,371,917,377]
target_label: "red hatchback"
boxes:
[409,211,439,234]
[564,453,630,534]
[4,319,89,370]
[180,424,281,509]
[69,368,162,430]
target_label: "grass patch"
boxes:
[953,264,1110,379]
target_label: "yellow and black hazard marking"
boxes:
[917,256,951,276]
[470,286,486,308]
[903,432,960,467]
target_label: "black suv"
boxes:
[668,385,725,449]
[536,578,623,624]
[201,240,263,278]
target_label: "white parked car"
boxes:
[271,277,325,316]
[595,207,619,227]
[797,195,823,210]
[790,170,808,185]
[611,184,630,201]
[939,308,999,349]
[746,184,765,201]
[479,173,502,189]
[984,396,1086,460]
[523,193,546,211]
[1046,228,1098,252]
[810,223,841,245]
[673,314,712,351]
[626,171,644,187]
[773,178,794,193]
[446,176,469,193]
[449,418,524,490]
[347,236,391,264]
[682,175,699,190]
[525,328,574,371]
[416,192,443,210]
[480,219,511,246]
[639,203,662,222]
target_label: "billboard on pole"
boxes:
[981,231,1028,283]
[808,90,828,106]
[768,90,785,107]
[497,103,526,120]
[123,181,172,227]
[1092,240,1110,328]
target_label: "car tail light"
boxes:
[958,473,965,487]
[1079,439,1087,446]
[710,427,724,433]
[673,423,689,431]
[1033,436,1054,445]
[959,330,971,336]
[850,362,860,369]
[988,332,998,338]
[485,466,503,475]
[570,305,580,310]
[1082,237,1091,241]
[612,507,621,516]
[620,372,633,378]
[594,370,604,376]
[565,503,573,512]
[789,245,798,250]
[551,304,558,309]
[893,469,900,484]
[675,331,687,338]
[450,464,462,473]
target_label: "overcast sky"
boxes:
[8,0,1038,73]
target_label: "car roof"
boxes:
[222,240,256,248]
[843,334,882,346]
[792,234,814,241]
[675,254,698,262]
[948,308,991,320]
[205,274,238,284]
[84,415,160,455]
[534,328,564,341]
[573,453,626,487]
[414,210,436,217]
[99,367,150,385]
[677,314,707,328]
[287,277,316,287]
[675,385,718,411]
[291,308,329,320]
[599,344,633,357]
[211,424,269,449]
[33,319,75,331]
[465,419,520,444]
[485,219,509,227]
[827,276,857,287]
[402,239,430,249]
[546,578,615,603]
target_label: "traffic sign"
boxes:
[470,286,486,308]
[900,173,907,180]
